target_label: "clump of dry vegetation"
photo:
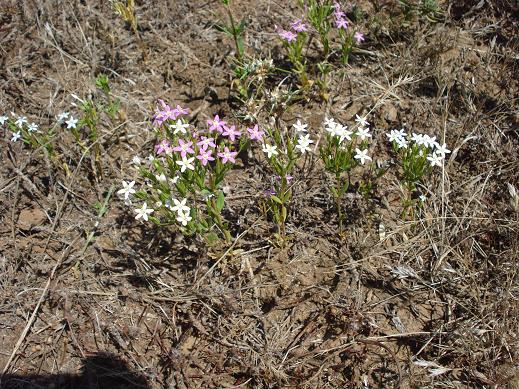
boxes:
[0,0,518,388]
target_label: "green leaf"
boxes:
[270,195,283,205]
[216,191,225,212]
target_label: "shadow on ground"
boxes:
[0,353,149,389]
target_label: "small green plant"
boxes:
[305,0,334,58]
[214,0,247,63]
[386,128,450,216]
[319,115,373,235]
[259,120,314,242]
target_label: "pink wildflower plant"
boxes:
[207,115,226,133]
[247,124,264,141]
[196,149,215,166]
[222,125,241,142]
[173,139,195,158]
[217,146,238,164]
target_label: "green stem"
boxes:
[225,4,242,62]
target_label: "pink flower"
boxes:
[196,149,215,166]
[155,139,172,155]
[222,125,241,141]
[174,105,189,117]
[335,17,348,29]
[217,146,238,164]
[278,29,297,42]
[153,99,179,126]
[290,19,307,33]
[207,115,226,133]
[354,31,365,43]
[173,139,195,158]
[197,136,216,150]
[247,124,264,141]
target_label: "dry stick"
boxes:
[1,236,80,374]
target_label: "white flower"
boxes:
[27,123,38,133]
[386,129,401,143]
[337,126,353,143]
[295,134,313,154]
[434,142,451,158]
[135,202,154,221]
[171,198,190,215]
[395,129,407,139]
[262,144,278,158]
[155,173,167,182]
[354,148,372,165]
[170,176,179,185]
[422,134,437,149]
[411,132,425,145]
[0,115,8,125]
[117,180,136,200]
[11,131,22,142]
[427,152,443,167]
[395,137,409,149]
[15,116,28,128]
[57,112,69,123]
[292,119,308,134]
[356,126,372,141]
[176,156,195,172]
[147,154,155,162]
[355,114,369,127]
[176,211,192,226]
[323,116,336,128]
[132,156,141,166]
[171,119,189,135]
[65,116,78,129]
[419,194,426,202]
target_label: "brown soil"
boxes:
[1,0,518,388]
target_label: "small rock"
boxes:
[18,208,46,231]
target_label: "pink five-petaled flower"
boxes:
[197,136,216,150]
[247,124,264,141]
[174,105,189,117]
[196,149,215,167]
[207,115,227,133]
[278,29,297,42]
[153,99,178,126]
[354,31,365,43]
[155,139,172,155]
[173,139,195,158]
[336,17,348,29]
[222,125,241,141]
[290,19,307,33]
[217,147,238,164]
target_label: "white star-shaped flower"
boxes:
[135,202,154,221]
[171,119,189,135]
[434,142,451,158]
[117,180,136,200]
[11,131,22,142]
[132,156,141,166]
[411,132,425,145]
[395,137,409,149]
[176,156,195,172]
[292,119,308,134]
[427,152,443,167]
[354,148,372,165]
[262,144,278,158]
[0,115,8,125]
[27,123,38,133]
[295,134,313,154]
[15,116,28,128]
[386,129,401,143]
[171,198,190,215]
[356,126,372,141]
[176,211,192,226]
[355,114,369,127]
[57,112,69,123]
[66,116,78,129]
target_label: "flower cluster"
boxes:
[119,101,265,241]
[386,129,451,168]
[277,19,308,43]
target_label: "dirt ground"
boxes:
[0,0,518,388]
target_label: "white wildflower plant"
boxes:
[386,127,451,213]
[257,120,315,241]
[319,114,383,233]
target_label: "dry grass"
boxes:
[0,0,518,388]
